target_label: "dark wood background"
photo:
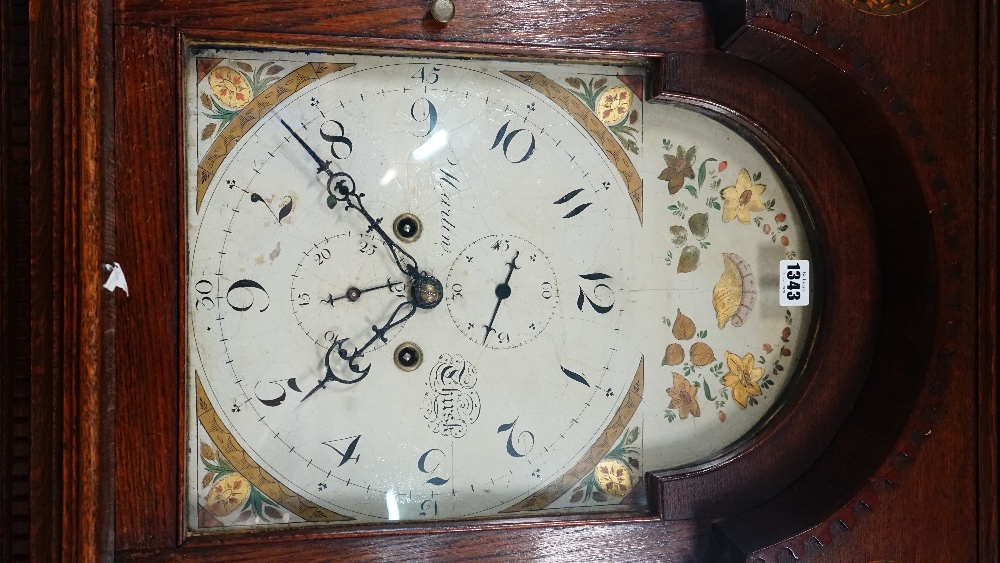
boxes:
[1,0,997,561]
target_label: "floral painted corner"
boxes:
[568,426,642,505]
[563,76,641,154]
[197,440,290,528]
[198,60,288,141]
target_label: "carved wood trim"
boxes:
[1,0,33,560]
[22,0,112,560]
[715,11,978,561]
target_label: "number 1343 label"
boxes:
[779,260,810,306]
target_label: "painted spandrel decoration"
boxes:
[184,47,814,533]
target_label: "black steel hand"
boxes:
[299,334,349,403]
[338,299,416,372]
[483,251,520,344]
[281,118,332,175]
[321,279,404,307]
[300,300,417,402]
[280,119,420,281]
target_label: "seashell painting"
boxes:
[712,253,758,329]
[631,104,813,478]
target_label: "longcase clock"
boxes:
[2,0,996,562]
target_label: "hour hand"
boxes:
[300,336,350,403]
[299,333,373,404]
[300,300,418,402]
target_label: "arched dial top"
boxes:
[184,48,815,532]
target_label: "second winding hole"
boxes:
[393,213,422,242]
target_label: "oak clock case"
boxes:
[184,47,817,532]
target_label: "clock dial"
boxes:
[185,48,816,531]
[445,235,560,349]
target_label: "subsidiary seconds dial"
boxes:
[446,235,559,349]
[290,232,408,351]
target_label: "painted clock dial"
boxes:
[185,48,816,531]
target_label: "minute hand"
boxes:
[483,251,520,344]
[280,119,420,280]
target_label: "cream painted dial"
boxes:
[185,48,816,531]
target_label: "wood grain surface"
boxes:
[0,0,32,560]
[124,520,716,563]
[977,1,999,561]
[114,25,180,551]
[2,0,996,562]
[115,0,715,54]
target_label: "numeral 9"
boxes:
[410,98,437,138]
[226,279,270,312]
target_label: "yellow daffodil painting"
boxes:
[721,351,765,409]
[721,168,767,224]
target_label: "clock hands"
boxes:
[301,299,418,401]
[281,118,332,175]
[282,118,447,399]
[337,299,416,374]
[280,119,431,289]
[483,251,520,344]
[321,278,405,307]
[324,171,420,279]
[299,334,349,402]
